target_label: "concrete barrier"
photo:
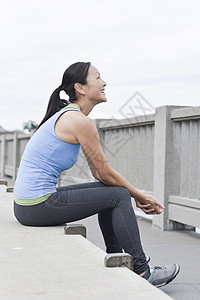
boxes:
[0,184,173,299]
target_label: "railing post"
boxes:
[13,133,18,182]
[0,135,5,178]
[152,106,185,230]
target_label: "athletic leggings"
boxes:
[14,181,148,274]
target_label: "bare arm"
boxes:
[82,147,103,181]
[75,116,164,215]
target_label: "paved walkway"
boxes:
[78,214,200,300]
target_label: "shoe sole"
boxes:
[156,264,180,288]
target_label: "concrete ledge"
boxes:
[169,203,200,228]
[0,179,8,185]
[169,195,200,209]
[0,185,173,299]
[98,114,155,130]
[171,106,200,121]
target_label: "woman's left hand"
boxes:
[135,194,164,215]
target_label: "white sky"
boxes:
[0,0,200,130]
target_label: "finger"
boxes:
[156,202,165,209]
[142,208,155,213]
[146,208,162,215]
[146,211,157,215]
[150,203,162,213]
[137,203,151,208]
[144,205,163,214]
[154,207,163,214]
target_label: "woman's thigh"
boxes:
[56,181,107,192]
[14,183,128,226]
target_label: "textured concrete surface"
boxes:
[0,185,172,300]
[79,214,200,300]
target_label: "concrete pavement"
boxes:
[79,214,200,300]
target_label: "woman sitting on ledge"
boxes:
[14,62,180,287]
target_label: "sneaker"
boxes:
[147,264,180,287]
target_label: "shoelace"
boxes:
[150,266,166,271]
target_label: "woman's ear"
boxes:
[74,83,86,96]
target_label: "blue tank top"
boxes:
[14,104,81,205]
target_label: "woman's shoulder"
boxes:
[55,110,96,144]
[61,110,93,127]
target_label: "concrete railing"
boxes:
[96,106,200,231]
[1,105,200,231]
[0,132,31,182]
[167,106,200,230]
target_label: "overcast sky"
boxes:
[0,0,200,130]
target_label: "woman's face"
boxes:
[83,65,107,104]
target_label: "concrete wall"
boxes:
[1,105,200,231]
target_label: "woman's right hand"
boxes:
[135,194,164,215]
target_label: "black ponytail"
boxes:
[37,62,91,130]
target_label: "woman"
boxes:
[14,62,180,287]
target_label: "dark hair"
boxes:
[37,62,91,129]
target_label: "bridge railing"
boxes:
[0,133,31,182]
[1,105,200,230]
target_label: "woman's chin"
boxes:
[93,97,107,106]
[101,96,107,102]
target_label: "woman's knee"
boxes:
[118,187,130,198]
[111,186,131,204]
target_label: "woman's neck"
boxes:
[73,100,95,116]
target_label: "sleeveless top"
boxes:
[14,103,81,206]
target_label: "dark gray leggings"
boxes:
[14,181,148,274]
